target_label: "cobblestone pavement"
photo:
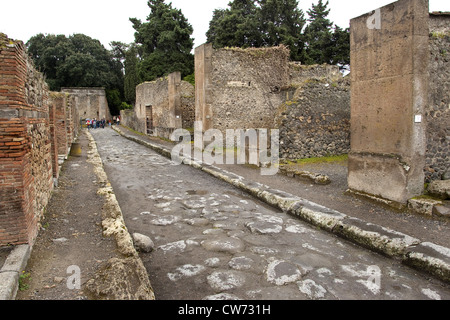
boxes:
[90,128,450,300]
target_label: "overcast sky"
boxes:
[1,0,449,49]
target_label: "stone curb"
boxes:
[0,245,31,300]
[113,126,450,284]
[85,130,155,300]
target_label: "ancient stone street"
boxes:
[90,128,449,300]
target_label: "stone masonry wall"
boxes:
[131,72,194,139]
[195,43,349,159]
[180,81,195,130]
[195,44,290,134]
[61,87,110,121]
[425,13,450,182]
[278,77,350,160]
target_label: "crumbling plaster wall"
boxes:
[195,43,351,159]
[195,44,290,133]
[0,34,53,245]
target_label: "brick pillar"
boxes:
[0,34,52,245]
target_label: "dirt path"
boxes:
[15,130,125,300]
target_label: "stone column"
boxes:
[194,44,213,133]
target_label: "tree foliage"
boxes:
[206,0,263,49]
[258,0,306,61]
[27,33,123,92]
[26,33,125,115]
[206,0,349,65]
[130,0,194,82]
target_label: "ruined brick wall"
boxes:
[278,77,350,160]
[425,13,450,182]
[0,34,53,245]
[50,92,78,166]
[52,92,68,158]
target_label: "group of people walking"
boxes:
[86,116,120,129]
[86,118,109,129]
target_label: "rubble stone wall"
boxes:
[425,13,450,182]
[278,78,350,160]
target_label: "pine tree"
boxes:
[330,25,350,66]
[302,0,333,65]
[124,45,139,104]
[130,0,194,81]
[206,0,262,48]
[258,0,306,61]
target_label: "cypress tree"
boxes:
[130,0,194,81]
[302,0,333,65]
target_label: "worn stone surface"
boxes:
[89,128,450,300]
[408,197,444,216]
[85,257,155,300]
[428,180,450,200]
[404,242,450,283]
[132,233,155,253]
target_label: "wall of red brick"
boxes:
[0,34,79,246]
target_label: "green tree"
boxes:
[27,33,123,92]
[27,33,124,114]
[206,0,262,48]
[130,0,194,82]
[206,0,305,60]
[123,45,140,104]
[258,0,306,60]
[330,25,350,66]
[26,34,72,90]
[301,0,333,64]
